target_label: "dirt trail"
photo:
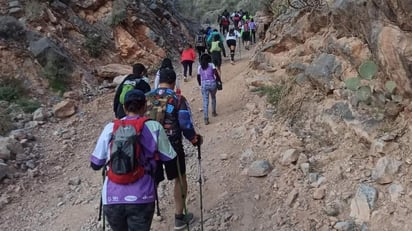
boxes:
[0,46,259,231]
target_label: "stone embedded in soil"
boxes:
[281,149,299,165]
[247,160,272,177]
[388,183,404,202]
[313,188,326,200]
[371,157,402,184]
[350,184,378,222]
[334,221,355,231]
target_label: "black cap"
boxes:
[124,89,146,104]
[159,68,177,84]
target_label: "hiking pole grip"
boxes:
[197,144,201,160]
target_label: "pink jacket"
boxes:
[181,48,196,62]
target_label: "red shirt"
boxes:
[181,48,196,62]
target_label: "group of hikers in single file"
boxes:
[90,8,256,231]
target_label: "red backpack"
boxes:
[107,117,149,184]
[243,21,249,32]
[221,17,229,26]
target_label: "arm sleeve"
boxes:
[177,96,196,141]
[214,69,221,82]
[175,73,181,90]
[154,71,160,89]
[90,123,113,169]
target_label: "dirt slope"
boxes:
[0,46,260,231]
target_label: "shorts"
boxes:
[104,203,155,231]
[164,141,186,180]
[242,32,250,41]
[211,51,222,68]
[226,39,236,47]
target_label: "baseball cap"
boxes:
[124,89,146,104]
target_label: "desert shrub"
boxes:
[0,76,41,113]
[0,16,26,41]
[0,108,14,136]
[0,77,26,102]
[42,53,72,92]
[84,33,103,58]
[15,98,41,113]
[252,85,285,105]
[111,0,127,26]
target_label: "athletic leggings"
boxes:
[226,39,236,61]
[181,60,194,77]
[201,80,217,119]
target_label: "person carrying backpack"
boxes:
[232,12,241,30]
[180,43,196,82]
[194,29,206,59]
[146,69,203,230]
[209,33,226,74]
[241,20,251,50]
[249,18,257,44]
[197,53,222,125]
[90,89,178,231]
[206,29,224,51]
[154,58,181,95]
[226,28,241,64]
[220,16,230,35]
[113,63,151,119]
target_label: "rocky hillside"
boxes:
[0,0,196,189]
[244,0,412,229]
[1,0,412,230]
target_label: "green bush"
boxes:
[84,33,103,58]
[15,98,41,113]
[111,0,127,26]
[0,77,26,101]
[42,53,72,92]
[252,85,285,105]
[0,108,14,136]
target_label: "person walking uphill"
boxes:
[180,44,196,82]
[209,34,226,74]
[226,28,241,64]
[197,53,222,125]
[113,63,151,119]
[90,89,177,231]
[154,58,181,95]
[146,69,203,230]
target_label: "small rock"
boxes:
[281,149,299,165]
[247,160,272,177]
[300,163,310,175]
[220,154,229,160]
[350,184,377,222]
[313,188,326,200]
[372,157,401,184]
[57,201,65,207]
[388,183,403,202]
[33,107,48,121]
[334,221,355,231]
[153,214,162,221]
[53,100,76,118]
[254,194,260,200]
[286,189,298,207]
[68,177,81,186]
[324,203,340,217]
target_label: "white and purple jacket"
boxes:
[90,116,176,205]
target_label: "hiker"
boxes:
[113,63,151,119]
[146,69,203,230]
[241,20,251,50]
[217,14,223,33]
[206,29,224,51]
[220,16,230,35]
[226,28,241,64]
[154,58,181,95]
[90,89,177,231]
[232,11,241,30]
[209,33,226,74]
[249,18,257,44]
[197,53,222,125]
[180,43,196,81]
[195,29,207,60]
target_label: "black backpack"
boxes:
[195,34,205,47]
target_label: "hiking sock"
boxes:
[230,50,235,61]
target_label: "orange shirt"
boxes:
[181,48,196,62]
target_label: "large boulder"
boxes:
[53,100,76,118]
[305,53,342,93]
[95,64,131,79]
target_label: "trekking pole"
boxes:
[98,168,106,231]
[176,157,190,231]
[197,145,204,231]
